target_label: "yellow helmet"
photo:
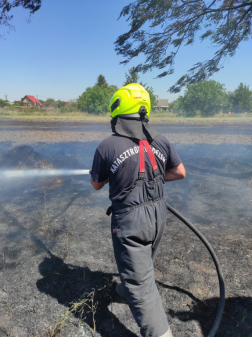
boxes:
[109,83,151,118]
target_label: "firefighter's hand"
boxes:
[90,169,108,184]
[90,173,109,191]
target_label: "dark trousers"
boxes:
[111,177,169,337]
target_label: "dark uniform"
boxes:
[91,132,181,337]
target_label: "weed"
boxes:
[50,289,97,337]
[50,279,112,337]
[235,310,247,329]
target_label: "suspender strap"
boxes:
[139,140,145,173]
[139,140,159,176]
[142,140,158,171]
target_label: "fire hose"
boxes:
[166,203,225,337]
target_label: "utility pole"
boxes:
[36,95,39,108]
[4,95,8,101]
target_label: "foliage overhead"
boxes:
[0,0,41,35]
[230,82,252,112]
[115,0,252,93]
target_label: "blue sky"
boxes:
[1,0,252,103]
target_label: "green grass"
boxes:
[0,109,110,121]
[1,109,252,123]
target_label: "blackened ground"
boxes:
[0,145,54,169]
[0,119,251,337]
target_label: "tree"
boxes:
[115,1,252,93]
[77,83,117,114]
[56,100,68,108]
[169,98,182,112]
[96,75,108,87]
[13,100,29,106]
[0,99,10,107]
[67,99,78,112]
[44,98,56,104]
[179,80,227,116]
[0,0,41,36]
[230,83,252,112]
[123,67,140,85]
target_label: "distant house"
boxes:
[21,95,44,107]
[152,98,169,111]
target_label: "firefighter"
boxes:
[90,83,186,337]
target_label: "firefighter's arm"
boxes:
[90,178,106,190]
[90,168,109,190]
[164,163,186,182]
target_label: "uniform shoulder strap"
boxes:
[142,140,158,171]
[139,140,159,178]
[139,140,145,173]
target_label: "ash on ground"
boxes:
[0,120,252,337]
[0,145,54,169]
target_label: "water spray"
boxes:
[1,167,225,336]
[0,169,90,179]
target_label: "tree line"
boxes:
[0,68,157,114]
[0,98,77,113]
[169,81,252,116]
[1,77,251,116]
[77,69,157,115]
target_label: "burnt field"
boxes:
[0,119,252,337]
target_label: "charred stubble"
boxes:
[0,119,251,337]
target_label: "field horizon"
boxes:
[1,109,252,124]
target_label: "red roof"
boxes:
[22,95,44,106]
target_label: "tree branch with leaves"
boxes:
[0,0,41,36]
[115,0,252,93]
